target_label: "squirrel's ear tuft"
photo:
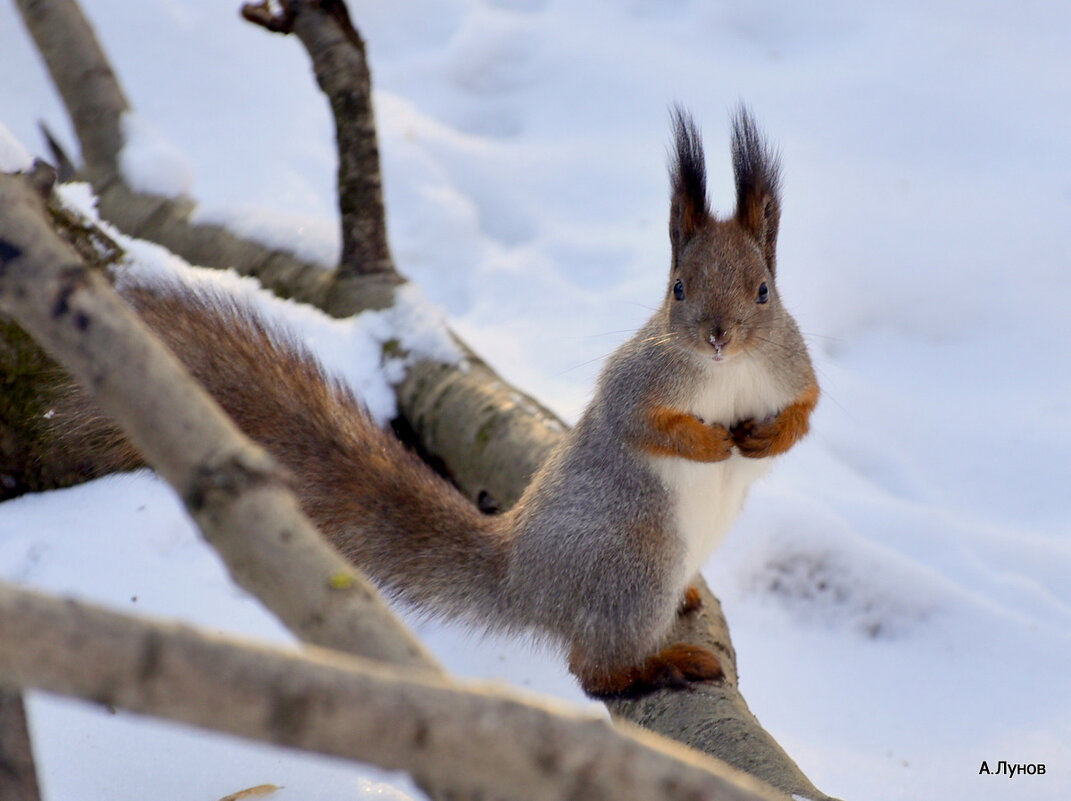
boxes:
[669,106,708,269]
[731,105,782,274]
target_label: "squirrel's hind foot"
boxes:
[677,585,703,615]
[572,642,723,698]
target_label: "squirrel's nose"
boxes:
[708,325,732,352]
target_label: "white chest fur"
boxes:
[649,355,791,586]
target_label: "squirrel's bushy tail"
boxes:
[48,283,510,622]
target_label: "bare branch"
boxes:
[242,0,395,281]
[13,0,129,184]
[0,170,436,673]
[0,581,790,801]
[240,1,296,35]
[0,690,42,801]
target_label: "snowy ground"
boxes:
[2,1,1070,799]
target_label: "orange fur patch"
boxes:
[640,406,733,462]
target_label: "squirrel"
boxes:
[45,107,817,697]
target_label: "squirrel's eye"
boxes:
[756,282,769,304]
[673,279,685,301]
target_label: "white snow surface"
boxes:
[2,2,1070,800]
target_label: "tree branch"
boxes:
[0,169,436,673]
[0,581,789,801]
[244,0,395,280]
[12,0,130,186]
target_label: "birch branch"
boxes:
[0,581,788,801]
[0,168,436,673]
[12,0,129,187]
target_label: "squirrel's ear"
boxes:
[669,106,709,270]
[731,106,782,274]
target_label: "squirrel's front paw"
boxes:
[731,417,777,458]
[705,422,734,461]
